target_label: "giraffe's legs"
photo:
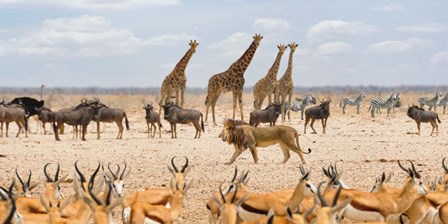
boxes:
[287,92,292,122]
[280,95,287,122]
[175,88,179,106]
[232,91,237,120]
[180,86,185,108]
[238,91,244,121]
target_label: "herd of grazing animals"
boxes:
[0,33,446,223]
[3,158,447,223]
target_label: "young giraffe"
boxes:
[253,44,287,110]
[278,42,299,122]
[205,34,263,125]
[158,40,199,114]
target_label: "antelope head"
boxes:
[213,183,250,224]
[315,182,351,224]
[104,162,131,197]
[397,160,428,196]
[15,168,39,198]
[44,163,67,200]
[167,156,191,186]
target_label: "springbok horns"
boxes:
[44,163,60,183]
[168,156,190,174]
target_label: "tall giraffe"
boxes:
[205,34,263,125]
[253,44,287,109]
[278,42,299,122]
[158,40,199,113]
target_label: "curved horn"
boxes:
[397,160,408,173]
[180,156,189,173]
[317,182,328,207]
[231,166,238,182]
[15,168,25,191]
[410,161,421,179]
[75,161,86,183]
[299,165,306,176]
[443,157,448,173]
[27,169,32,189]
[171,157,179,173]
[120,162,127,180]
[88,163,102,205]
[44,163,54,182]
[231,184,238,203]
[114,164,121,180]
[108,163,117,180]
[105,183,113,206]
[332,185,342,207]
[218,184,226,203]
[55,163,60,182]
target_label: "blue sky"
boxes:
[0,0,446,87]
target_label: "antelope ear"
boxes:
[212,196,222,211]
[331,197,352,213]
[122,167,132,180]
[29,182,40,191]
[235,194,250,207]
[266,209,275,224]
[39,195,50,212]
[60,195,74,211]
[55,174,68,185]
[167,164,175,176]
[183,166,192,177]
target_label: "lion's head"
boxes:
[220,119,249,149]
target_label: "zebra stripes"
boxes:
[418,91,442,111]
[340,91,365,114]
[284,94,316,120]
[438,93,448,114]
[368,92,400,118]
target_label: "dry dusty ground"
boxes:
[0,92,447,223]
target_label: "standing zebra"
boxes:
[418,91,442,111]
[340,91,366,114]
[438,93,448,114]
[283,94,316,120]
[368,92,400,118]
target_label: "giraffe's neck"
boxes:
[229,41,259,76]
[265,51,284,81]
[281,50,295,80]
[174,48,195,74]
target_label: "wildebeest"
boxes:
[35,107,55,135]
[53,99,98,141]
[162,102,204,138]
[0,99,28,138]
[407,105,441,136]
[249,103,281,127]
[143,103,162,138]
[88,99,129,139]
[8,97,44,118]
[304,99,331,134]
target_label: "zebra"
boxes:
[438,93,448,114]
[283,94,317,120]
[339,91,366,114]
[368,92,400,118]
[418,91,442,111]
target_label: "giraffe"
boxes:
[158,40,199,114]
[205,34,263,125]
[278,42,299,122]
[253,44,287,110]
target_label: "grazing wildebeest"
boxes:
[53,99,98,141]
[35,106,55,135]
[88,100,129,139]
[8,97,44,118]
[407,105,441,136]
[0,99,28,138]
[162,102,204,138]
[143,103,162,138]
[304,99,331,134]
[249,103,281,127]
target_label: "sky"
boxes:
[0,0,447,88]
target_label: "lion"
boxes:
[219,119,311,164]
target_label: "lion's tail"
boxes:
[295,132,312,154]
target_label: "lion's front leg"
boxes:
[225,145,244,165]
[248,145,259,164]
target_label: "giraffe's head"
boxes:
[288,42,299,52]
[277,44,288,54]
[252,34,263,46]
[189,40,199,53]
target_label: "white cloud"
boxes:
[307,20,377,40]
[368,38,429,53]
[0,0,180,10]
[208,32,252,50]
[317,42,352,55]
[145,33,197,46]
[0,15,145,57]
[372,3,405,11]
[253,18,291,32]
[396,23,446,33]
[430,50,448,64]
